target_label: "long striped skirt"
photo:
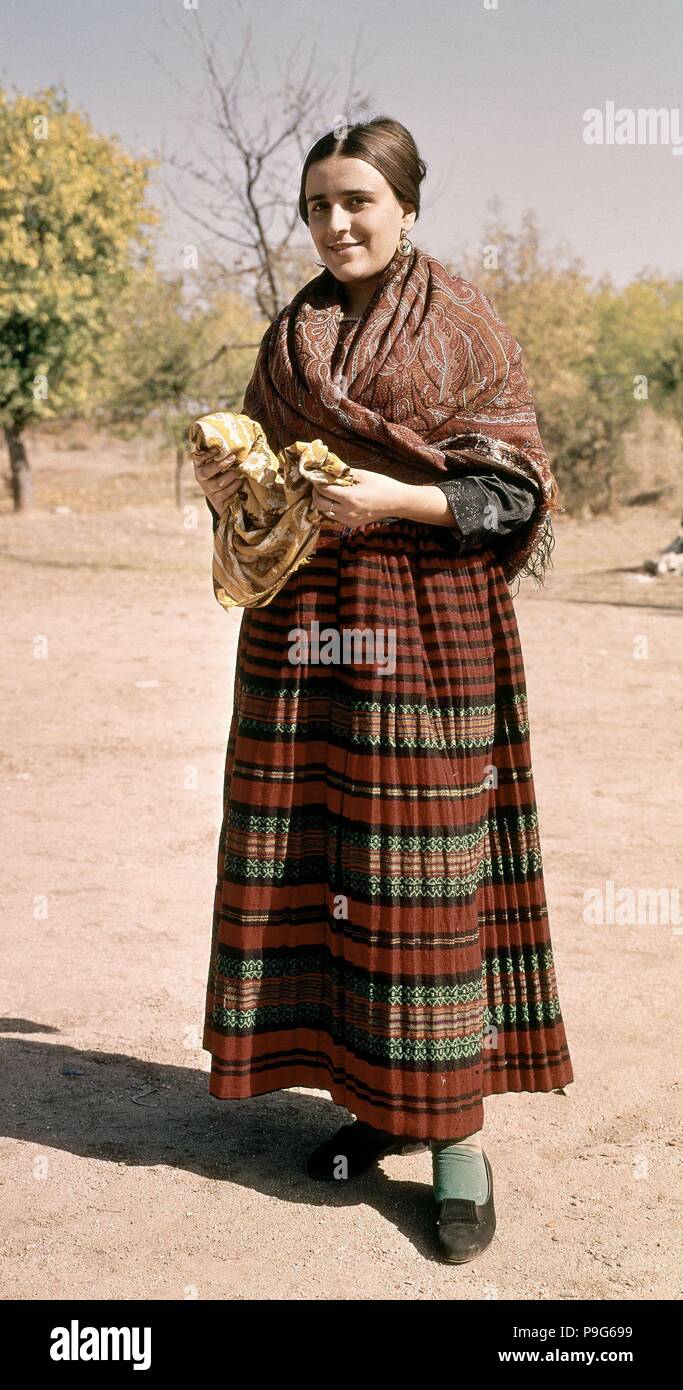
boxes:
[202,517,574,1140]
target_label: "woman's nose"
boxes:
[328,209,351,234]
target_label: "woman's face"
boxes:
[304,154,415,288]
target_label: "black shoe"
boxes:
[306,1120,428,1180]
[433,1150,496,1263]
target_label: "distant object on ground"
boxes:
[643,515,683,575]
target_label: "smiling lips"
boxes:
[329,243,362,253]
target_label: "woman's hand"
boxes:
[193,452,244,516]
[311,468,410,529]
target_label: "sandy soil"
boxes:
[1,429,681,1301]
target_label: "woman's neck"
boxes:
[335,244,409,318]
[340,276,383,319]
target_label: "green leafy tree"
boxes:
[457,209,683,512]
[626,274,683,430]
[100,271,267,504]
[0,84,157,508]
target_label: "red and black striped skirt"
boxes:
[202,517,574,1140]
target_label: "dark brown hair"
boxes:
[298,116,427,225]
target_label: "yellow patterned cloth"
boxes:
[188,411,356,610]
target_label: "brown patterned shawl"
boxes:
[241,241,559,583]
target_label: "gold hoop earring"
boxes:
[399,228,412,255]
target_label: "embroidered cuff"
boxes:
[435,473,538,550]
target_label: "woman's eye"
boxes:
[312,198,367,212]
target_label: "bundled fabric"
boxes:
[188,411,356,609]
[240,241,560,585]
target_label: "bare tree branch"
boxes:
[152,4,374,320]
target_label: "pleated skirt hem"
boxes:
[202,1034,574,1142]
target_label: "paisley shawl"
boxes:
[241,241,559,583]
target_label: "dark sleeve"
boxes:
[434,471,539,552]
[206,495,221,533]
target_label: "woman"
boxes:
[196,116,574,1265]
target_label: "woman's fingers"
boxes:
[193,453,244,506]
[206,476,245,517]
[311,484,341,511]
[200,465,348,522]
[216,471,244,494]
[209,474,243,506]
[193,453,237,486]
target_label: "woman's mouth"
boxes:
[329,243,362,255]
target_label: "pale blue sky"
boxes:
[2,0,682,285]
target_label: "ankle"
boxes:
[430,1137,489,1204]
[430,1133,483,1151]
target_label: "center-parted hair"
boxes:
[298,116,427,225]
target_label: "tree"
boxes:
[626,274,683,429]
[0,85,157,509]
[100,270,267,504]
[460,213,683,514]
[158,12,374,319]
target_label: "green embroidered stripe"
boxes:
[215,949,485,1006]
[212,950,562,1027]
[237,716,495,750]
[214,944,558,985]
[486,945,556,976]
[226,808,540,851]
[238,684,497,718]
[484,999,564,1025]
[210,1000,484,1061]
[223,849,544,891]
[211,998,563,1042]
[238,681,528,714]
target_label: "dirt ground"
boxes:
[1,428,681,1301]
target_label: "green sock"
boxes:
[430,1138,489,1203]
